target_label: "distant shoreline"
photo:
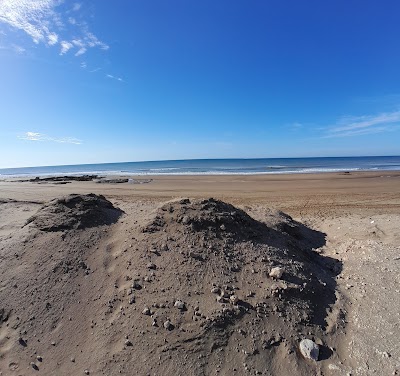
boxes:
[1,156,400,178]
[2,169,400,181]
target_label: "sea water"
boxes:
[1,156,400,177]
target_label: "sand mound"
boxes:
[144,197,264,240]
[142,198,339,327]
[26,193,123,231]
[131,198,342,374]
[0,197,344,375]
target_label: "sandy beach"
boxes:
[0,171,399,375]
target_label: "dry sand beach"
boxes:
[0,172,399,375]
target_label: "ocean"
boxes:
[1,156,400,177]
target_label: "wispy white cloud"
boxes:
[47,32,58,45]
[75,47,86,56]
[72,3,82,12]
[80,61,87,69]
[106,74,124,82]
[68,16,76,25]
[0,43,27,54]
[84,31,109,51]
[324,110,400,138]
[60,40,73,55]
[289,122,303,130]
[0,0,55,44]
[0,0,108,56]
[18,132,82,144]
[12,44,26,54]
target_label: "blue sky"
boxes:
[0,0,400,168]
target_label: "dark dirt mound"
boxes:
[134,198,343,374]
[0,197,345,376]
[143,197,265,240]
[26,193,123,231]
[142,199,340,326]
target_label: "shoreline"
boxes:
[2,169,400,179]
[2,168,400,179]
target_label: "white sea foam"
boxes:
[1,158,400,178]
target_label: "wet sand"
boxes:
[1,171,400,216]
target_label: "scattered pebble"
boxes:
[216,296,227,303]
[174,300,185,310]
[132,281,142,289]
[142,307,151,315]
[269,267,284,279]
[164,320,173,330]
[299,339,319,361]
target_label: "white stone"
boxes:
[269,267,284,279]
[174,300,185,310]
[164,320,173,330]
[142,307,151,315]
[299,339,319,361]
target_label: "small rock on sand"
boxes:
[174,300,185,310]
[164,320,173,330]
[269,267,284,279]
[299,339,319,361]
[142,307,151,315]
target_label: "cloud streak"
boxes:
[324,110,400,138]
[18,132,82,145]
[106,74,124,82]
[0,0,108,56]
